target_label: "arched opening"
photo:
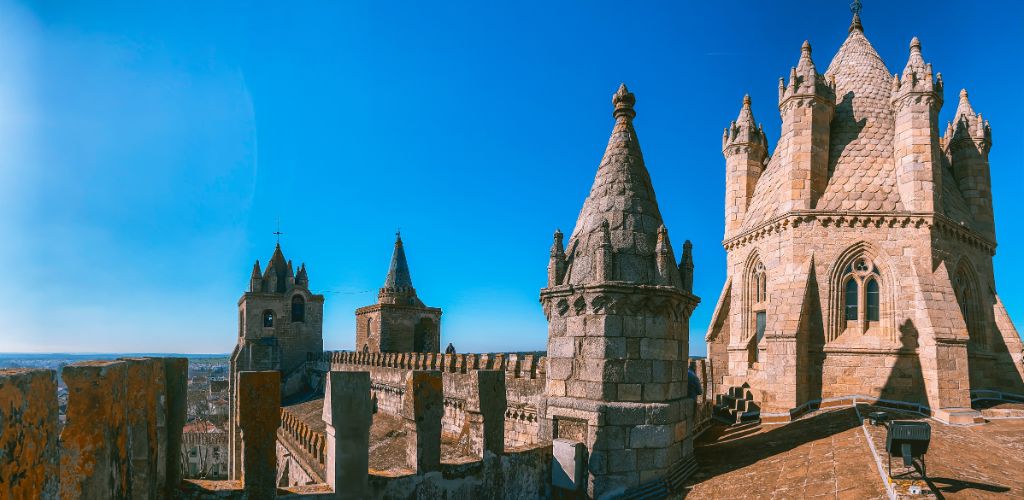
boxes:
[827,245,893,342]
[413,318,437,353]
[744,258,768,364]
[291,295,305,323]
[953,261,984,348]
[263,310,274,328]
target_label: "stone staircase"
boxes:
[713,385,761,424]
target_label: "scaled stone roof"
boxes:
[563,84,672,286]
[739,19,974,233]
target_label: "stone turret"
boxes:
[679,240,694,293]
[891,36,944,213]
[540,84,700,497]
[944,89,994,239]
[355,233,442,353]
[777,40,836,211]
[722,95,768,239]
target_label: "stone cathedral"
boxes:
[706,10,1024,424]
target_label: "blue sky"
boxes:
[1,1,1021,354]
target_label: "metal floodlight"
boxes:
[885,420,931,477]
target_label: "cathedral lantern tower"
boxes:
[228,242,324,479]
[706,4,1024,426]
[355,233,442,353]
[541,84,700,496]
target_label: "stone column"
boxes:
[468,370,506,458]
[60,361,129,499]
[322,371,372,499]
[163,357,188,495]
[237,371,281,499]
[0,369,59,499]
[401,370,442,473]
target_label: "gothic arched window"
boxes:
[746,259,768,363]
[844,279,859,321]
[866,278,880,321]
[263,310,274,328]
[291,295,305,323]
[840,257,882,334]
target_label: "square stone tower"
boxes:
[541,85,700,497]
[228,243,324,479]
[355,233,442,353]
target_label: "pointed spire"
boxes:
[955,89,975,119]
[264,243,290,293]
[250,260,262,280]
[893,36,937,96]
[724,94,767,154]
[781,40,834,105]
[296,263,308,287]
[383,232,413,289]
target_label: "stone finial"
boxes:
[612,83,636,121]
[250,260,261,279]
[550,229,564,256]
[800,40,811,56]
[295,263,308,287]
[910,36,921,53]
[849,13,863,33]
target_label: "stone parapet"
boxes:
[311,350,546,381]
[0,369,59,499]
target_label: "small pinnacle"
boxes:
[684,240,693,248]
[960,89,968,100]
[801,40,811,54]
[743,94,752,106]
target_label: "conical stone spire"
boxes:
[263,244,292,293]
[379,232,422,305]
[562,84,675,287]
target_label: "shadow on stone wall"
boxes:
[878,320,927,406]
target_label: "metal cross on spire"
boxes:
[850,0,862,15]
[274,218,284,245]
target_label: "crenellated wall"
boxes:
[309,351,548,447]
[0,358,187,499]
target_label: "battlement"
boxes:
[311,350,547,381]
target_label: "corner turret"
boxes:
[891,36,944,213]
[943,89,994,239]
[777,40,836,211]
[547,229,566,287]
[723,95,768,238]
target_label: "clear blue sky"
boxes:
[1,1,1021,354]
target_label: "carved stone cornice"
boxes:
[722,210,996,255]
[539,283,699,321]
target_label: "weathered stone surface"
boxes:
[237,371,281,500]
[472,370,507,458]
[60,360,129,500]
[402,370,443,473]
[323,371,371,499]
[0,369,59,498]
[551,439,586,491]
[163,357,188,495]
